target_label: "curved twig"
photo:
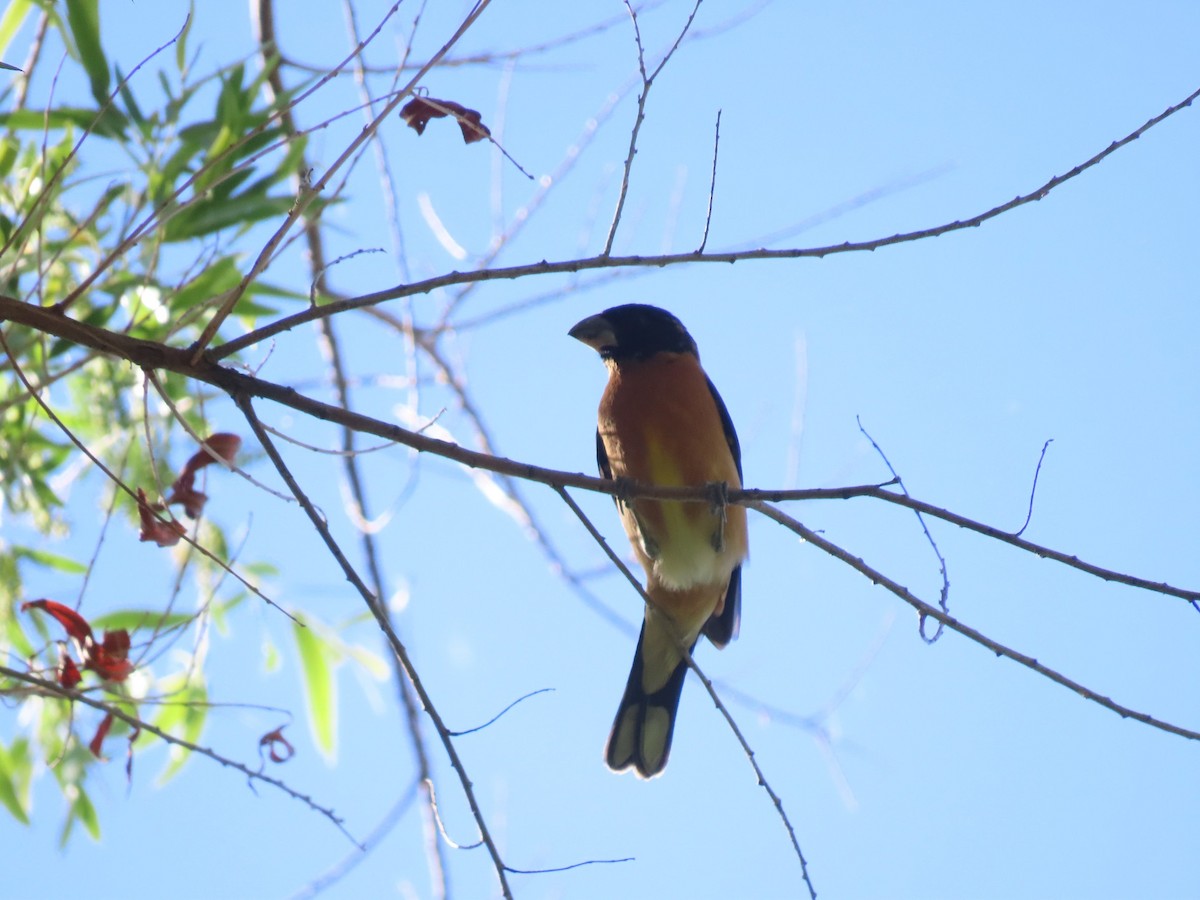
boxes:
[749,501,1200,743]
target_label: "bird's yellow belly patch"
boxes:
[637,433,730,589]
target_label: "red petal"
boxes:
[21,599,94,643]
[89,712,114,758]
[86,651,133,683]
[137,488,186,546]
[164,482,208,519]
[86,629,134,682]
[182,433,241,476]
[101,629,130,658]
[88,656,135,682]
[199,433,241,466]
[59,656,82,688]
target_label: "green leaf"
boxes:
[89,609,194,632]
[0,107,125,139]
[163,192,292,242]
[13,545,86,575]
[262,633,280,673]
[0,138,16,178]
[293,615,338,761]
[153,674,207,785]
[0,739,31,825]
[175,2,194,72]
[167,255,241,313]
[0,0,33,60]
[68,784,101,843]
[347,645,390,681]
[114,64,146,133]
[64,0,109,105]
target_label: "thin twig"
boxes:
[288,780,421,900]
[698,108,721,252]
[1015,439,1054,537]
[857,417,949,642]
[0,664,358,843]
[252,5,452,890]
[7,296,1198,614]
[603,0,705,255]
[0,324,294,621]
[188,0,494,363]
[555,486,817,898]
[448,688,554,737]
[207,80,1200,359]
[750,501,1200,743]
[235,394,513,900]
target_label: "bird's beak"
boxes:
[568,314,616,353]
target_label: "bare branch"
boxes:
[0,665,358,843]
[750,501,1200,743]
[4,295,1196,613]
[604,0,705,254]
[187,0,495,362]
[555,486,817,897]
[206,79,1200,358]
[234,394,514,900]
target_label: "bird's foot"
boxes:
[706,481,730,551]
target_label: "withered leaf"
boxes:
[401,96,491,144]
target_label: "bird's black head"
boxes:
[568,303,698,361]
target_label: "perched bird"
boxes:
[569,304,747,778]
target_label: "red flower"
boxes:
[89,712,114,758]
[23,602,137,764]
[23,600,134,683]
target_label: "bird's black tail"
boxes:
[604,624,692,778]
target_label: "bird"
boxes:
[569,303,747,778]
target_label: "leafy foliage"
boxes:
[0,1,341,842]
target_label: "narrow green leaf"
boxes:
[64,0,109,105]
[154,677,207,785]
[175,2,194,72]
[70,785,101,842]
[0,0,33,59]
[347,645,390,681]
[163,193,292,242]
[0,742,31,825]
[0,107,124,138]
[114,64,146,131]
[262,633,280,674]
[89,609,194,631]
[167,256,240,313]
[293,616,338,761]
[13,545,87,575]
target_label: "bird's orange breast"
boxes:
[598,352,747,593]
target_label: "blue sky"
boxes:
[3,2,1199,898]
